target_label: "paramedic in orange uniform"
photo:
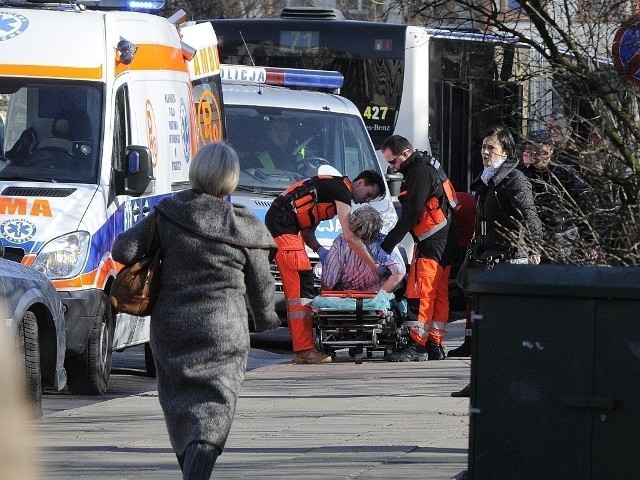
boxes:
[380,135,457,361]
[265,170,386,364]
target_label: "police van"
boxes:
[220,65,403,320]
[0,1,224,393]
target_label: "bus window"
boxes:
[206,15,531,193]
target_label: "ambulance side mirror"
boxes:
[124,146,154,196]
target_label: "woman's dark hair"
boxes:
[484,124,517,159]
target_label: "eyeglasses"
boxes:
[387,149,409,165]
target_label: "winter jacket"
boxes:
[112,189,278,457]
[470,156,542,260]
[381,151,454,263]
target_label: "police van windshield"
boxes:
[0,80,103,184]
[226,105,380,194]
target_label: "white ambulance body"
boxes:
[0,2,224,394]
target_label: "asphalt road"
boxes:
[41,327,294,416]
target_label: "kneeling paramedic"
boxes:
[265,171,386,364]
[380,135,458,361]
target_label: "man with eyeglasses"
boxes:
[380,135,457,361]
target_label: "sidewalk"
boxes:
[36,321,471,479]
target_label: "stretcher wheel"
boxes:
[348,346,363,358]
[367,349,373,358]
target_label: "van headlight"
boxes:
[32,231,91,279]
[379,200,398,234]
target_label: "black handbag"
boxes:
[109,213,162,316]
[456,248,502,292]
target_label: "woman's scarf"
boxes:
[481,158,506,184]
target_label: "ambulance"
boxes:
[0,1,224,394]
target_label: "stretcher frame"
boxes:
[311,290,405,362]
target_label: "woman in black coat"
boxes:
[452,125,542,398]
[470,124,543,264]
[112,143,279,479]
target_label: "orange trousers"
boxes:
[273,234,316,352]
[406,255,450,346]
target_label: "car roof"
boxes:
[222,81,361,116]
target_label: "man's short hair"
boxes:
[353,170,386,200]
[348,205,382,244]
[381,135,413,156]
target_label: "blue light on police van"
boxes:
[220,64,343,90]
[264,67,344,90]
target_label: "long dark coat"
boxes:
[471,156,543,260]
[112,189,278,457]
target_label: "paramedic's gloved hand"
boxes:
[375,264,391,277]
[317,247,329,263]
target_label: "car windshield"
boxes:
[0,80,103,184]
[225,105,381,194]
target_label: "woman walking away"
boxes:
[112,142,279,479]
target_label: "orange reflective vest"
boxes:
[403,154,458,241]
[280,175,352,230]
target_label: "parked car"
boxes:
[0,245,66,416]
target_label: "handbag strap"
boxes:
[144,212,158,255]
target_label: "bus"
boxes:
[206,9,532,193]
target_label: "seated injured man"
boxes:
[320,205,406,305]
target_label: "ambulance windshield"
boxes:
[0,80,103,184]
[226,105,380,194]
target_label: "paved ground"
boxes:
[35,319,471,479]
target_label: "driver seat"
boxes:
[37,109,92,153]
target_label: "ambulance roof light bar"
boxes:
[220,65,344,91]
[74,0,165,11]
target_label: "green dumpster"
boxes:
[467,264,640,480]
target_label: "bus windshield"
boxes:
[211,19,405,149]
[226,105,380,193]
[0,80,103,184]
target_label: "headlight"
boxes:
[312,261,323,279]
[379,199,398,234]
[32,231,91,279]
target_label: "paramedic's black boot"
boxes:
[447,340,471,357]
[386,339,428,362]
[426,342,446,360]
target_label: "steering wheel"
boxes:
[293,135,317,157]
[23,146,72,168]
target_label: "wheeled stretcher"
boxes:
[310,290,405,361]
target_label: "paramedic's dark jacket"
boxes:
[380,151,452,263]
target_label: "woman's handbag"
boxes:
[456,248,502,292]
[109,213,162,316]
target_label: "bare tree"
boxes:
[380,0,640,266]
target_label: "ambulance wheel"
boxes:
[144,342,157,378]
[66,295,114,395]
[17,312,43,418]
